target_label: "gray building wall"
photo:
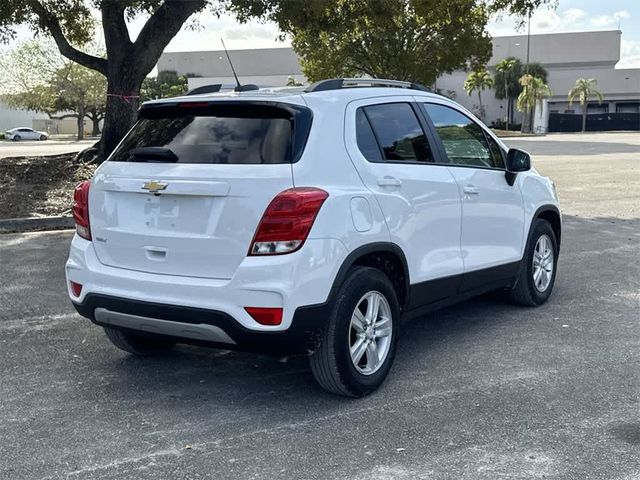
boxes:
[158,31,640,129]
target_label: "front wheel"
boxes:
[310,267,400,397]
[12,135,21,141]
[509,218,558,306]
[39,135,47,140]
[103,327,175,356]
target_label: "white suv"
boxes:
[66,78,560,397]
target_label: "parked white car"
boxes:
[5,127,49,141]
[66,78,561,397]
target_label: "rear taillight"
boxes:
[72,181,91,240]
[249,187,329,255]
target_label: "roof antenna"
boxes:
[221,39,258,93]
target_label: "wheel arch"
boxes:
[532,205,561,252]
[331,242,410,311]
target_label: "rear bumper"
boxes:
[66,234,346,331]
[73,293,332,355]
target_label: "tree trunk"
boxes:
[582,105,587,132]
[504,80,509,130]
[77,104,85,141]
[478,90,483,121]
[91,115,101,137]
[100,72,143,159]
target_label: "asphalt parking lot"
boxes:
[1,132,638,479]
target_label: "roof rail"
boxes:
[304,78,431,93]
[186,84,222,96]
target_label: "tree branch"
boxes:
[28,0,107,75]
[132,0,206,76]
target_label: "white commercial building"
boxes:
[158,30,640,132]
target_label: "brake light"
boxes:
[244,307,283,326]
[249,187,329,255]
[72,181,91,240]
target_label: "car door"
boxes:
[420,101,525,289]
[19,128,36,140]
[345,98,464,307]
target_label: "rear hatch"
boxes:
[89,99,312,279]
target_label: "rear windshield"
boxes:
[110,102,310,164]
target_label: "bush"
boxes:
[490,120,522,131]
[0,133,5,140]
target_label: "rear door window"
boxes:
[361,103,435,163]
[110,103,311,164]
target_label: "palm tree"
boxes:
[568,78,604,132]
[464,69,494,121]
[517,74,552,133]
[495,58,518,130]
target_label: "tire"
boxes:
[103,327,175,356]
[13,135,21,141]
[509,218,558,306]
[310,266,400,397]
[39,135,47,140]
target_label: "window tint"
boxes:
[355,109,382,162]
[485,132,506,169]
[110,106,294,164]
[364,103,434,163]
[424,104,502,169]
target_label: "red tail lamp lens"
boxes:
[72,181,91,240]
[70,281,83,297]
[244,307,283,326]
[249,187,328,255]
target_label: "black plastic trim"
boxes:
[330,242,411,309]
[532,204,562,251]
[73,294,330,356]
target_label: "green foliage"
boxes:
[516,74,551,113]
[464,69,494,96]
[568,78,604,107]
[0,39,106,138]
[494,57,520,100]
[140,70,189,101]
[286,76,304,87]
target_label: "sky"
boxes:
[3,0,640,68]
[130,0,640,68]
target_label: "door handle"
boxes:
[463,184,480,195]
[377,177,402,187]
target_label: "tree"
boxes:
[2,0,557,160]
[464,69,494,121]
[0,40,106,139]
[141,70,190,101]
[495,57,518,130]
[231,0,557,86]
[516,74,551,133]
[0,0,222,159]
[568,78,604,133]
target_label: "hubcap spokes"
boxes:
[532,234,554,292]
[349,291,392,375]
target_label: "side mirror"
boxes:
[506,148,531,172]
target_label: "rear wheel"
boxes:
[509,218,558,306]
[103,327,175,356]
[310,267,399,397]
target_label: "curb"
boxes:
[0,216,74,233]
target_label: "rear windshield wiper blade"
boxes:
[128,147,179,163]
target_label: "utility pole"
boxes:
[525,9,531,73]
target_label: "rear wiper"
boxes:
[128,147,179,163]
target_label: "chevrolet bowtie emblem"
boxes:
[142,180,168,194]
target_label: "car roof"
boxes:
[141,82,445,110]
